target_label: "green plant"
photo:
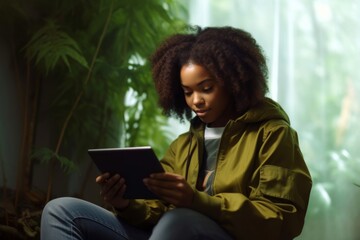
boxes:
[0,0,188,207]
[1,0,188,238]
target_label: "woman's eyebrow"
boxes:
[181,79,214,88]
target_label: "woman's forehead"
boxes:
[180,64,214,86]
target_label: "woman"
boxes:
[41,26,312,240]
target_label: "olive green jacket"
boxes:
[117,98,312,240]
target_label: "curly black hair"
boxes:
[150,26,269,120]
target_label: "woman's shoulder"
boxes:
[235,98,291,126]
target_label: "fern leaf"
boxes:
[31,147,55,163]
[24,20,89,74]
[58,156,76,173]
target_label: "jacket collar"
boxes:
[189,97,290,133]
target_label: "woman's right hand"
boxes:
[96,172,130,209]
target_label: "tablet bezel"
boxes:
[88,146,164,199]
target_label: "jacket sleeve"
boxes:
[189,122,312,240]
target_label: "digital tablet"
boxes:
[88,146,164,199]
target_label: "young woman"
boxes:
[41,26,312,240]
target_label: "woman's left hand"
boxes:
[143,173,194,207]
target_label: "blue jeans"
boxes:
[41,197,232,240]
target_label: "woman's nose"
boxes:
[193,92,204,105]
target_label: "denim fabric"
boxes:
[150,208,232,240]
[41,197,150,240]
[41,197,232,240]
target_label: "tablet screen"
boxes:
[88,146,164,199]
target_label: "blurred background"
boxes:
[1,0,359,239]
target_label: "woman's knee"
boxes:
[42,197,81,220]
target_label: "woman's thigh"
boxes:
[150,208,233,240]
[41,197,150,240]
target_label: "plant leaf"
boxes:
[24,20,89,74]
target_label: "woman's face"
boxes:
[180,63,233,127]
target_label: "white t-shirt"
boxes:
[197,125,225,195]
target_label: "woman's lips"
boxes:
[195,110,208,117]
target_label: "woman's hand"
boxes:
[96,173,129,209]
[143,173,194,207]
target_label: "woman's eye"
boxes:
[184,91,192,96]
[203,86,213,92]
